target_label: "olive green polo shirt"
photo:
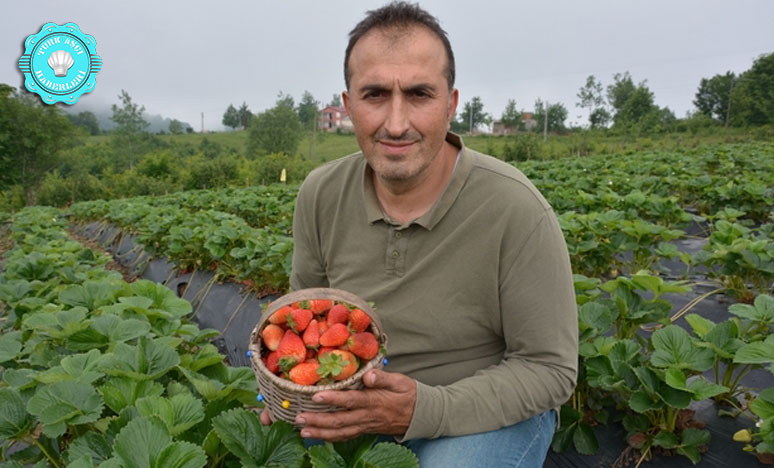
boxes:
[290,132,577,440]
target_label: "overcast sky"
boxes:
[3,0,772,131]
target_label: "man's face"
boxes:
[343,26,458,184]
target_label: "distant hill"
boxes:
[62,104,193,134]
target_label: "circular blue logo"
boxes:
[18,22,102,105]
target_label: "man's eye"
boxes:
[412,91,431,99]
[365,91,385,99]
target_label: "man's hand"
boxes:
[261,369,416,442]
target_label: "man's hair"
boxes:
[344,1,455,91]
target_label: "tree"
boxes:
[222,104,240,130]
[276,91,295,110]
[238,102,252,130]
[110,89,149,169]
[606,72,661,130]
[729,52,774,126]
[247,103,302,156]
[67,111,100,135]
[297,91,320,130]
[694,71,735,124]
[576,75,606,128]
[0,84,77,204]
[168,119,184,134]
[329,94,342,107]
[457,96,491,132]
[533,99,568,133]
[500,99,522,130]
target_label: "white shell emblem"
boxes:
[47,50,74,77]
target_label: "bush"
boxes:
[245,152,315,185]
[37,170,108,207]
[0,185,26,212]
[182,153,240,190]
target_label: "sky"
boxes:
[3,0,773,131]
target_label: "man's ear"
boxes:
[447,88,459,126]
[342,91,351,115]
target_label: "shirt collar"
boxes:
[363,132,473,230]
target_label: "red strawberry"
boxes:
[287,308,313,333]
[347,332,379,360]
[276,331,306,372]
[320,323,350,347]
[302,319,320,348]
[261,324,284,351]
[318,346,338,358]
[327,304,350,326]
[308,299,334,315]
[327,350,359,381]
[269,306,294,325]
[263,350,279,373]
[318,320,329,334]
[289,361,321,385]
[348,308,371,333]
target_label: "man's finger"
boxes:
[363,369,414,392]
[260,408,273,426]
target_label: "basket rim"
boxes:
[250,287,387,393]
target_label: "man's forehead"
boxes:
[348,25,447,84]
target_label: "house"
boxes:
[319,106,353,132]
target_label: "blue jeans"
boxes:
[402,409,556,468]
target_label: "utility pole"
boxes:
[469,102,473,135]
[724,77,735,128]
[543,101,549,142]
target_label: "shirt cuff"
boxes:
[396,380,444,442]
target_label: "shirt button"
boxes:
[392,250,400,258]
[394,231,402,238]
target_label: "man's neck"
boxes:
[373,141,458,225]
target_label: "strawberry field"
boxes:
[1,141,774,467]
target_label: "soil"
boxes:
[67,227,135,283]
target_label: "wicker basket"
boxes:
[248,287,387,425]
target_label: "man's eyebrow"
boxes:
[357,83,438,94]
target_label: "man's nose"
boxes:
[383,94,410,138]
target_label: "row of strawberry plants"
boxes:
[519,142,774,224]
[68,202,293,296]
[0,206,417,468]
[560,271,774,464]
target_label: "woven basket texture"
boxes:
[249,288,387,425]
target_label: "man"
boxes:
[262,2,578,466]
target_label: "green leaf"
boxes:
[751,388,774,419]
[26,381,104,438]
[66,455,93,468]
[65,432,112,467]
[98,377,164,413]
[659,385,692,409]
[0,388,33,439]
[653,430,679,449]
[729,295,774,322]
[734,336,774,364]
[135,394,204,437]
[308,444,347,468]
[155,441,207,468]
[578,302,613,336]
[101,337,180,381]
[112,416,170,468]
[361,442,420,468]
[630,390,662,413]
[686,379,729,401]
[211,408,305,468]
[572,423,599,455]
[331,434,379,466]
[0,331,23,363]
[36,349,105,384]
[59,280,122,310]
[650,325,714,371]
[683,313,715,339]
[130,280,192,318]
[680,427,711,446]
[551,423,576,453]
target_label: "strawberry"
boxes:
[302,319,320,348]
[269,306,294,325]
[327,304,350,326]
[318,346,338,358]
[347,332,379,360]
[261,324,285,351]
[319,323,350,347]
[289,361,321,385]
[287,308,313,333]
[276,331,306,372]
[348,308,371,333]
[308,299,334,315]
[322,350,360,381]
[263,350,279,373]
[318,320,329,334]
